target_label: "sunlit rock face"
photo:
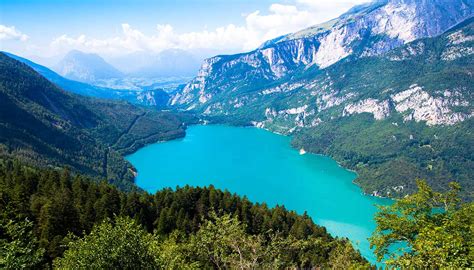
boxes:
[171,0,473,132]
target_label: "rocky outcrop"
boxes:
[171,0,473,133]
[341,84,472,125]
[343,99,391,120]
[391,85,471,125]
[441,29,474,61]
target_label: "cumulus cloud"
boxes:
[0,25,29,41]
[44,0,369,57]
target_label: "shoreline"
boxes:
[126,123,388,266]
[127,122,395,201]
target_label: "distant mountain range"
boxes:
[47,49,203,91]
[171,0,474,199]
[54,50,124,83]
[25,48,204,93]
[4,52,172,108]
[0,52,189,190]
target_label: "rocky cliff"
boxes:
[172,0,473,108]
[170,0,474,198]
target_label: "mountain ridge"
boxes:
[111,49,202,78]
[4,52,172,108]
[0,52,189,190]
[170,0,474,199]
[172,0,473,107]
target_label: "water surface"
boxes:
[126,125,391,263]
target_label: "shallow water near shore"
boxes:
[126,125,391,264]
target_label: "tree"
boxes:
[54,216,159,269]
[370,180,473,268]
[190,211,269,269]
[149,231,199,270]
[328,240,372,269]
[0,218,45,269]
[0,162,370,268]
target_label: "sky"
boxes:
[0,0,370,64]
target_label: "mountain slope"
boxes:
[172,0,473,107]
[54,50,123,83]
[6,51,122,98]
[5,52,171,108]
[171,9,474,198]
[0,52,187,190]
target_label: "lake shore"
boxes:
[126,124,392,265]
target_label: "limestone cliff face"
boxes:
[172,0,473,108]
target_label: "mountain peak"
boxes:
[282,0,472,45]
[172,0,473,107]
[54,50,122,83]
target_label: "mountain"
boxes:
[54,50,123,83]
[171,0,474,199]
[4,52,171,108]
[172,0,473,106]
[6,51,121,98]
[0,52,189,191]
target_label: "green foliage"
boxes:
[187,211,366,269]
[0,52,190,191]
[190,211,270,269]
[187,20,474,199]
[0,218,45,269]
[55,217,159,269]
[369,180,473,268]
[292,115,474,199]
[328,240,373,269]
[54,212,372,269]
[149,231,199,270]
[0,160,369,268]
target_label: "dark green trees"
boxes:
[0,160,369,268]
[54,212,371,269]
[0,52,189,192]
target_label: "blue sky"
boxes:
[1,0,274,38]
[0,0,369,62]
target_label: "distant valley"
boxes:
[49,48,206,91]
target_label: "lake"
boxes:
[126,125,391,264]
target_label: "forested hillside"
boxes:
[0,160,370,269]
[5,52,172,109]
[173,16,474,199]
[0,53,193,191]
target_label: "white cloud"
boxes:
[0,25,29,41]
[38,0,370,57]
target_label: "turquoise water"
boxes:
[126,125,391,264]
